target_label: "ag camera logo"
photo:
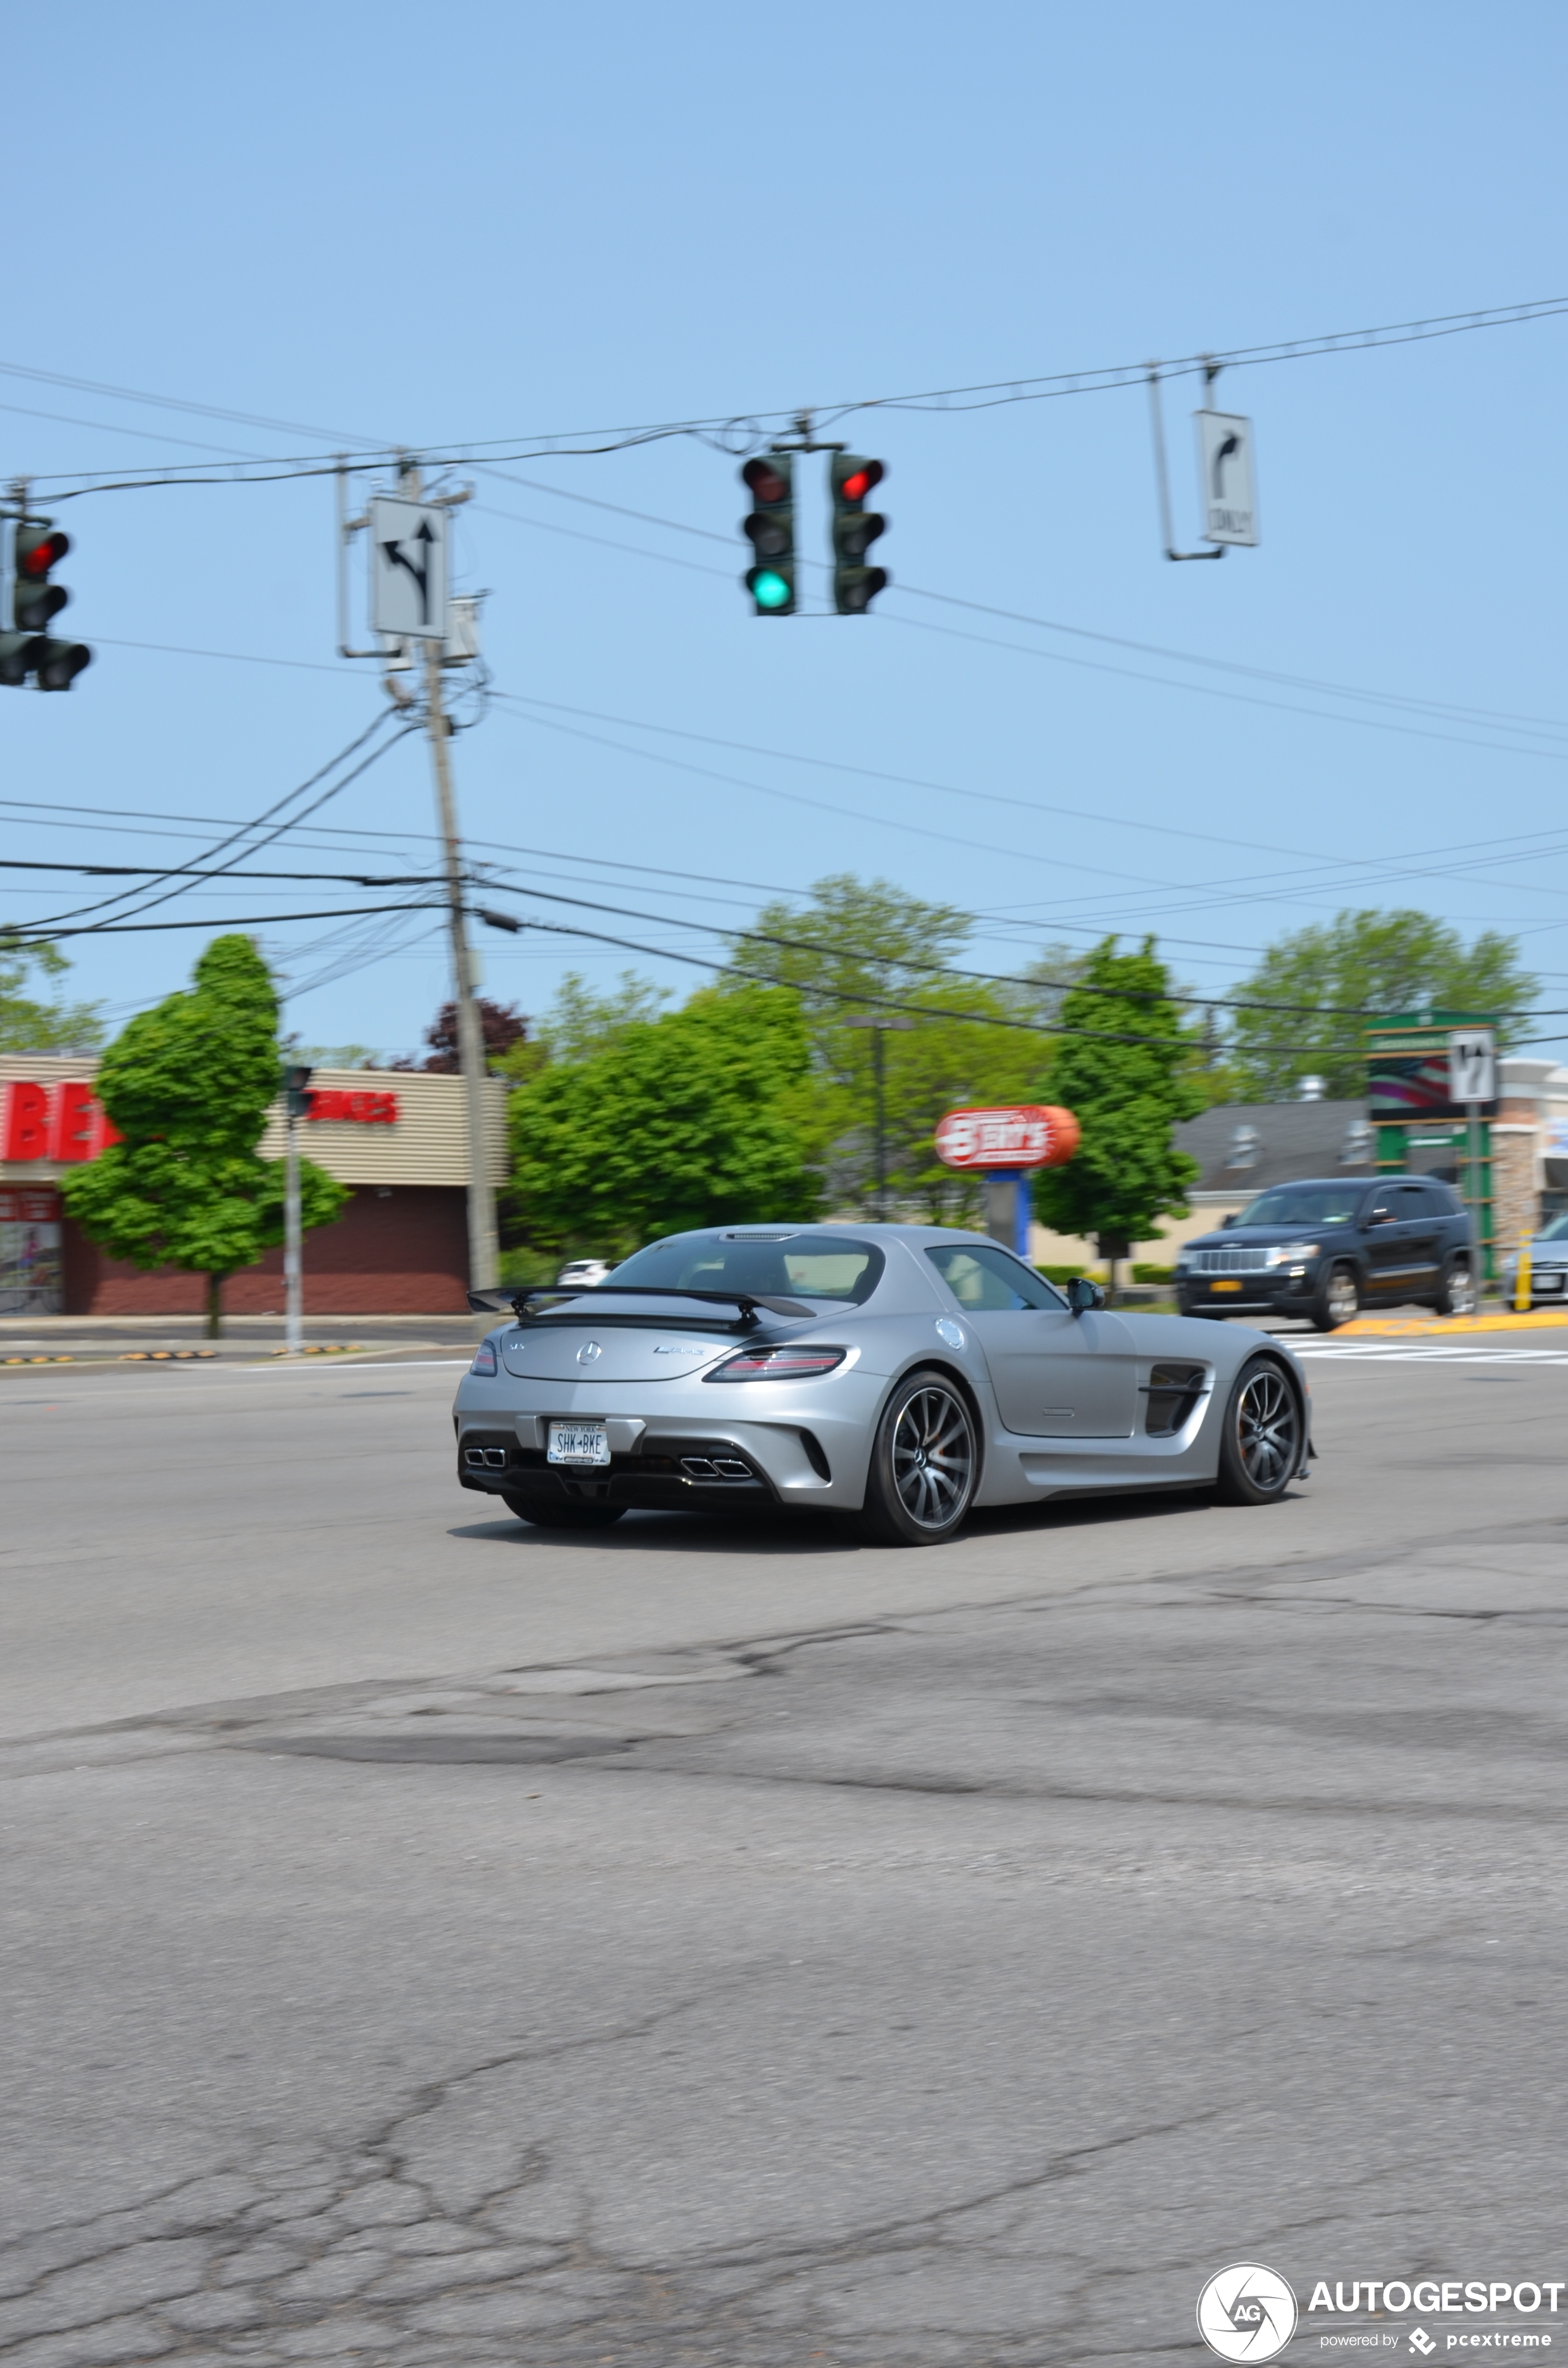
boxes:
[1198,2264,1299,2361]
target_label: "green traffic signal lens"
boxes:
[752,570,791,611]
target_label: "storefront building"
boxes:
[0,1058,507,1316]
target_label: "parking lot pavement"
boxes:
[4,1353,1568,2364]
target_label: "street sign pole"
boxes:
[1448,1029,1497,1289]
[281,1064,313,1356]
[285,1100,303,1357]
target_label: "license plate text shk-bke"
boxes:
[548,1421,610,1466]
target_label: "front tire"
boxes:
[1310,1261,1360,1331]
[1214,1356,1303,1504]
[1435,1255,1477,1317]
[859,1369,978,1546]
[502,1492,626,1529]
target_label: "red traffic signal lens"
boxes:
[742,458,789,505]
[839,461,884,504]
[18,529,69,578]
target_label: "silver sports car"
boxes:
[456,1224,1312,1546]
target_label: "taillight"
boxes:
[706,1345,846,1383]
[470,1339,498,1374]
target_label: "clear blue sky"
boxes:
[7,0,1568,1063]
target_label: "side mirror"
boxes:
[1066,1275,1106,1315]
[1219,1213,1236,1229]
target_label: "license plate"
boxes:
[548,1420,610,1466]
[1535,1273,1564,1293]
[1211,1279,1243,1293]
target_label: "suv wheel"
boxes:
[1435,1255,1477,1318]
[1311,1262,1360,1332]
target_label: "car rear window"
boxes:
[609,1232,885,1303]
[925,1243,1065,1310]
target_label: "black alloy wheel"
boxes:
[1310,1261,1360,1331]
[501,1492,627,1529]
[1214,1356,1303,1505]
[859,1368,978,1546]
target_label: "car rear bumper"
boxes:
[458,1421,851,1511]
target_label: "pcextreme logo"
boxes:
[1198,2264,1299,2361]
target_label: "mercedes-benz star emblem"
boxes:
[577,1341,602,1364]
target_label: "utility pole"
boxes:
[341,455,496,1294]
[846,1015,915,1219]
[423,633,498,1292]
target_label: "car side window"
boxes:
[925,1244,1066,1310]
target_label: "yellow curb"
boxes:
[1337,1310,1568,1337]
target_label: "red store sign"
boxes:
[306,1088,399,1124]
[933,1103,1082,1171]
[1,1078,401,1167]
[2,1081,122,1165]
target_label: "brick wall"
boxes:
[62,1185,470,1316]
[1491,1127,1540,1257]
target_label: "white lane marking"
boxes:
[1298,1345,1568,1366]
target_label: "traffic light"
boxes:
[830,456,888,614]
[740,453,795,615]
[2,521,91,690]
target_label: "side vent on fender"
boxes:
[1142,1362,1207,1437]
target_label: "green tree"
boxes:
[61,935,346,1336]
[724,875,1047,1218]
[1032,937,1204,1290]
[506,983,819,1258]
[1225,911,1538,1100]
[0,935,104,1055]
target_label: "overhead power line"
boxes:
[8,902,440,942]
[22,295,1568,498]
[23,714,416,934]
[467,878,1567,1022]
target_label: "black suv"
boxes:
[1175,1175,1476,1330]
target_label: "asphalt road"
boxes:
[4,1339,1568,2367]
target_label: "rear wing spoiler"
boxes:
[467,1284,815,1326]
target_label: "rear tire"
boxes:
[858,1368,978,1546]
[1310,1262,1360,1331]
[1435,1255,1476,1318]
[502,1492,626,1529]
[1214,1356,1303,1505]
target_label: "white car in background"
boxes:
[556,1258,614,1289]
[1502,1212,1568,1308]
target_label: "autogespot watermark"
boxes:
[1198,2265,1299,2361]
[1198,2270,1566,2360]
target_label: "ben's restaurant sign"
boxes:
[934,1103,1082,1171]
[2,1077,401,1165]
